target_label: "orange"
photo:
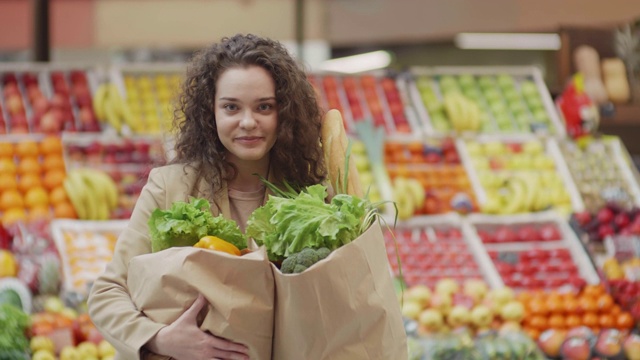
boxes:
[42,169,66,191]
[598,314,615,329]
[0,159,17,175]
[523,327,540,341]
[563,297,581,315]
[53,202,77,219]
[610,305,622,315]
[596,294,615,312]
[565,314,582,328]
[15,141,39,158]
[17,173,42,194]
[17,157,42,176]
[0,190,24,211]
[528,315,548,331]
[24,187,49,209]
[28,205,51,222]
[2,207,26,226]
[39,136,63,156]
[582,284,605,298]
[577,296,598,314]
[49,186,68,206]
[548,314,565,329]
[0,142,14,158]
[527,298,548,317]
[616,312,634,330]
[0,174,18,192]
[581,312,599,328]
[41,154,65,172]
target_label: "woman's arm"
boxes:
[87,168,167,359]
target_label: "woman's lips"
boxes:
[235,136,263,145]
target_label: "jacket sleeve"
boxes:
[87,168,167,359]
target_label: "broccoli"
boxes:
[280,247,332,274]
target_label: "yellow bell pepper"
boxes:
[0,250,17,277]
[194,236,241,256]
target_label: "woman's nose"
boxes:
[240,110,257,129]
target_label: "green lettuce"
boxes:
[148,197,247,252]
[246,184,368,261]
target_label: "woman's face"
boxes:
[214,65,278,167]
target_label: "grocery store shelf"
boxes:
[599,103,640,155]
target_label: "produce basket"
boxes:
[559,135,640,212]
[0,62,102,134]
[50,219,128,295]
[406,66,566,137]
[382,213,502,289]
[457,134,584,215]
[309,71,422,138]
[464,211,600,292]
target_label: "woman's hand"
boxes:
[146,294,250,360]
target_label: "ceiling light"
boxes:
[319,50,392,74]
[454,33,562,50]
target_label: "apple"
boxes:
[499,301,524,322]
[98,340,116,358]
[538,329,567,358]
[516,225,539,242]
[623,332,640,360]
[594,329,624,359]
[560,337,593,360]
[539,224,562,241]
[597,207,615,224]
[463,279,488,303]
[40,111,64,133]
[435,278,459,297]
[5,95,24,115]
[470,305,493,328]
[494,226,517,243]
[418,309,444,332]
[405,285,432,308]
[430,293,453,316]
[446,305,470,328]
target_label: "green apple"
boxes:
[520,80,538,97]
[458,74,476,88]
[503,88,520,103]
[478,75,496,90]
[43,296,65,313]
[416,77,432,90]
[522,140,544,155]
[435,278,459,297]
[472,157,490,170]
[532,154,556,170]
[401,301,423,321]
[406,285,432,308]
[488,287,515,308]
[508,101,526,115]
[489,101,509,116]
[463,279,489,303]
[482,141,506,156]
[532,109,550,123]
[497,74,516,90]
[470,305,493,328]
[465,141,483,157]
[525,95,544,110]
[447,305,471,328]
[484,88,502,103]
[500,301,525,322]
[418,309,444,332]
[77,342,99,359]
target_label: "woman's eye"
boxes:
[258,103,274,112]
[223,104,238,111]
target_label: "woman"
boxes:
[88,34,326,360]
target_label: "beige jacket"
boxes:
[87,163,237,359]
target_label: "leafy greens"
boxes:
[148,197,247,252]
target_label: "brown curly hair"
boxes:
[171,34,326,194]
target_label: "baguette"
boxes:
[321,109,363,197]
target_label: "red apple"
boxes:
[573,211,592,226]
[3,82,20,98]
[517,225,539,242]
[614,213,631,229]
[494,226,517,243]
[5,95,24,114]
[539,224,562,241]
[597,208,615,224]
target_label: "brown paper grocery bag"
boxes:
[271,222,408,360]
[127,246,274,360]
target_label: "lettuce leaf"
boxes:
[148,197,247,252]
[246,184,368,261]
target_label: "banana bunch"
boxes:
[443,92,482,132]
[392,177,425,220]
[93,83,143,134]
[63,168,119,221]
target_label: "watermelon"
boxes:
[0,278,32,313]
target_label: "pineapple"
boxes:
[614,23,640,102]
[32,256,61,313]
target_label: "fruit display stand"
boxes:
[61,132,167,220]
[464,211,600,292]
[559,135,640,213]
[308,71,422,137]
[382,213,502,289]
[406,66,566,137]
[0,62,103,134]
[108,63,186,136]
[383,136,477,218]
[457,134,585,216]
[50,219,128,296]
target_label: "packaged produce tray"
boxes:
[406,66,566,137]
[308,71,422,138]
[464,211,600,292]
[0,62,102,134]
[457,134,584,215]
[110,63,186,135]
[382,213,502,289]
[559,135,640,212]
[50,219,128,295]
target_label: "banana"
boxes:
[63,171,90,220]
[76,169,117,220]
[405,178,426,209]
[104,94,123,133]
[498,176,528,214]
[92,84,110,121]
[87,170,119,211]
[393,178,415,220]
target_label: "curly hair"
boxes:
[171,34,326,194]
